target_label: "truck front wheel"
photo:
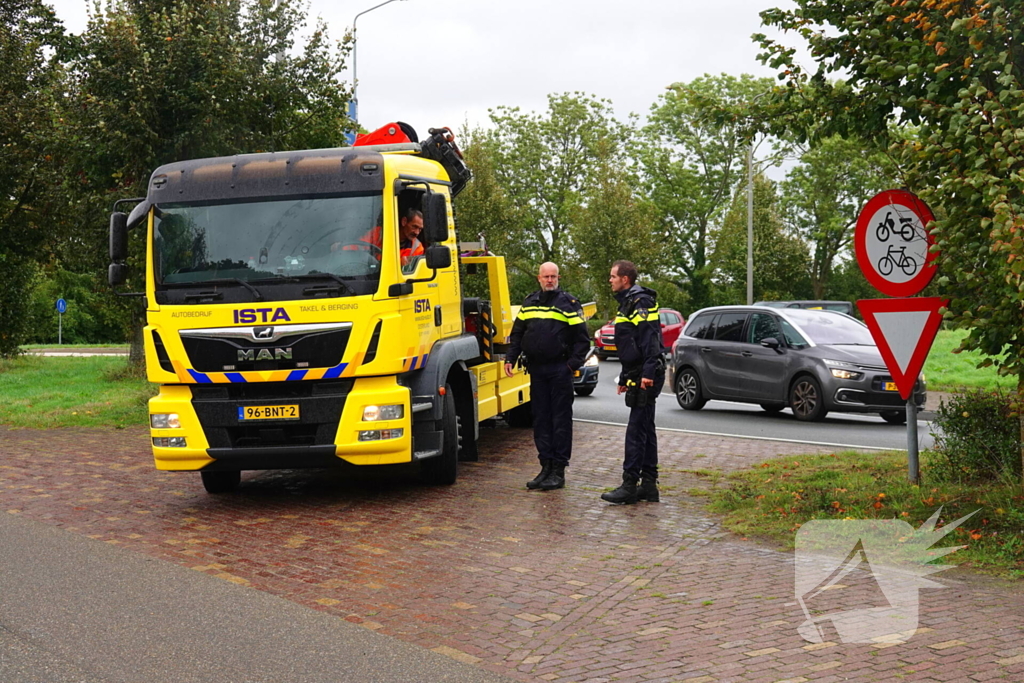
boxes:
[200,470,240,494]
[421,387,459,485]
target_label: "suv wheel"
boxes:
[790,376,827,421]
[675,368,707,410]
[880,410,907,425]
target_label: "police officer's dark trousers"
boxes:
[623,373,664,480]
[529,361,575,466]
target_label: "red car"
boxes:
[594,308,685,360]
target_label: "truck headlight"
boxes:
[150,413,181,429]
[153,437,187,448]
[362,404,404,421]
[359,428,404,441]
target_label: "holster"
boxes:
[624,384,650,408]
[622,366,650,408]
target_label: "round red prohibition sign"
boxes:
[854,189,937,297]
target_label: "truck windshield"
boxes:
[154,195,383,287]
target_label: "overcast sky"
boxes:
[46,0,809,136]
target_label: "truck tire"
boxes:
[421,387,459,485]
[504,402,533,428]
[200,470,240,494]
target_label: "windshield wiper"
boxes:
[284,272,357,297]
[163,278,263,301]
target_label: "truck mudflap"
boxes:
[406,334,481,461]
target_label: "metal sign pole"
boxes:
[58,311,62,345]
[906,400,919,484]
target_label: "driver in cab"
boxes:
[398,208,425,270]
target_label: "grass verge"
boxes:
[701,450,1024,578]
[925,329,1015,392]
[0,355,155,429]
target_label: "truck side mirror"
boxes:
[108,263,127,287]
[424,244,452,270]
[422,193,448,243]
[110,212,128,261]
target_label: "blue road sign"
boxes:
[56,298,67,314]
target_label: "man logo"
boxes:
[253,326,274,341]
[237,347,293,362]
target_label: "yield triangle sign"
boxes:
[857,297,948,400]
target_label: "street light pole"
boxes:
[351,0,407,126]
[747,141,754,305]
[746,91,771,305]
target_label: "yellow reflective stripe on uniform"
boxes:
[615,307,660,325]
[516,306,585,324]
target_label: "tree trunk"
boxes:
[1019,373,1024,487]
[128,302,146,371]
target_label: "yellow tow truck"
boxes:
[108,126,535,492]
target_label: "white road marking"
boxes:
[572,418,911,452]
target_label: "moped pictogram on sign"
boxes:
[854,190,937,297]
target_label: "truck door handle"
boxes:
[434,305,442,327]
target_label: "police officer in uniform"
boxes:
[602,260,664,504]
[504,262,591,491]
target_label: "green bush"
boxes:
[0,255,36,357]
[24,267,130,345]
[932,389,1021,482]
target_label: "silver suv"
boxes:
[668,306,925,423]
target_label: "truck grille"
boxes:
[191,380,352,449]
[180,327,350,372]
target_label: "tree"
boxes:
[55,0,352,362]
[712,173,811,305]
[0,0,66,356]
[452,126,536,302]
[780,134,896,298]
[486,93,630,267]
[572,139,664,317]
[759,0,1024,473]
[640,74,780,312]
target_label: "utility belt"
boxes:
[519,352,569,370]
[621,357,665,408]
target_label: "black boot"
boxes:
[637,477,660,502]
[527,460,552,490]
[539,464,566,490]
[601,473,639,505]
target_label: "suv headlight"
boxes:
[584,354,599,367]
[823,359,863,380]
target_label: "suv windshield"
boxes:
[154,195,383,288]
[787,310,874,346]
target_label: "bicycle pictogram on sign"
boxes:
[854,190,937,298]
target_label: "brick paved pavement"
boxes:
[2,422,1023,683]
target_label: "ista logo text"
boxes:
[233,307,291,324]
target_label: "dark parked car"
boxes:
[573,347,600,396]
[594,308,685,360]
[754,300,855,316]
[668,306,925,423]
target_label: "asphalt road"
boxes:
[574,359,937,452]
[0,512,516,683]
